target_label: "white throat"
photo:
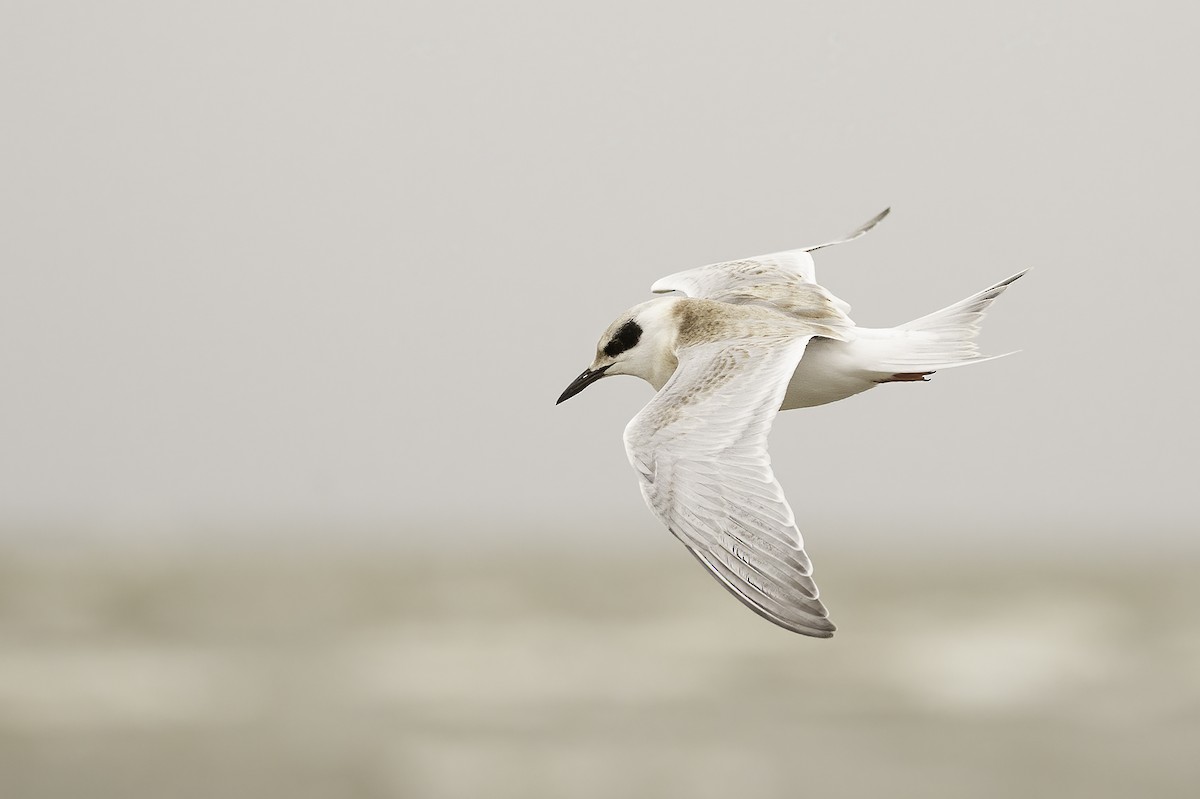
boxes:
[606,297,682,391]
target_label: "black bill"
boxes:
[556,364,610,405]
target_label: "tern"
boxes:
[557,209,1024,637]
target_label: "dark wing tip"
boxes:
[803,206,892,253]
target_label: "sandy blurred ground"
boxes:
[0,540,1196,799]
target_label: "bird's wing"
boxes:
[801,206,891,254]
[623,333,835,637]
[651,260,856,334]
[649,209,889,325]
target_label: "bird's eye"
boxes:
[604,320,642,357]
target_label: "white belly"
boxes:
[780,337,881,410]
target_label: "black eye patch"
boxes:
[603,320,642,357]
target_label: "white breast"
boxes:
[780,337,880,410]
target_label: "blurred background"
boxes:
[2,2,1197,797]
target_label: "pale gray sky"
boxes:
[2,2,1196,548]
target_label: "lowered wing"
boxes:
[623,333,836,637]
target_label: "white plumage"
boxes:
[557,210,1025,636]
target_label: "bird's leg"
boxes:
[876,371,935,383]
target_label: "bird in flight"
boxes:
[556,209,1024,637]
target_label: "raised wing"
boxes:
[802,206,890,253]
[652,251,822,294]
[649,208,889,326]
[623,334,836,637]
[651,259,856,334]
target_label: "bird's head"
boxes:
[556,297,682,404]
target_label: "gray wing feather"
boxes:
[623,335,836,637]
[651,262,856,334]
[802,207,891,252]
[649,209,890,323]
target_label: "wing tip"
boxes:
[802,627,836,639]
[686,546,838,639]
[997,268,1030,287]
[803,205,893,253]
[774,614,837,638]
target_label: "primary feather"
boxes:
[623,310,836,636]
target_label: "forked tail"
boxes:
[872,270,1027,372]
